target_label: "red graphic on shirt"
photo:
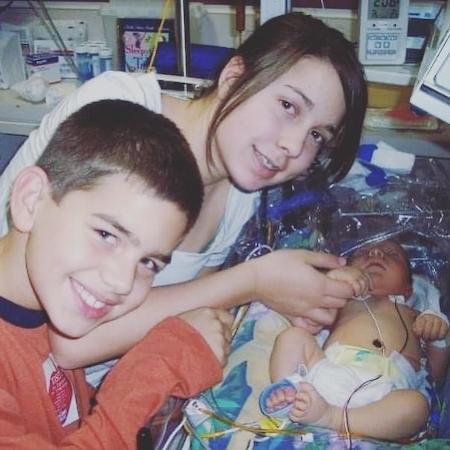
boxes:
[49,367,73,424]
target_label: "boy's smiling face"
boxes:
[16,169,187,338]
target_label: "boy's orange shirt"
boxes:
[0,316,91,445]
[0,297,221,449]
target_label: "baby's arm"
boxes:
[289,384,429,441]
[327,266,371,298]
[412,310,449,380]
[413,312,449,342]
[426,345,450,382]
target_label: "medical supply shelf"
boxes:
[0,80,79,136]
[0,79,450,158]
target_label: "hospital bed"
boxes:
[139,149,450,450]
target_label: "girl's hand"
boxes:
[248,249,352,322]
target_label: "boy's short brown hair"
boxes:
[37,99,203,231]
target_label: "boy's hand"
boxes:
[413,313,449,342]
[179,308,233,367]
[327,266,371,298]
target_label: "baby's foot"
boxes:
[259,373,305,418]
[264,384,296,414]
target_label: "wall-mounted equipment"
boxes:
[410,28,450,124]
[359,0,410,65]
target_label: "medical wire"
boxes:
[362,297,387,357]
[245,244,273,261]
[184,420,212,450]
[189,405,311,438]
[147,0,173,73]
[342,295,410,449]
[394,297,409,354]
[342,296,384,450]
[342,374,382,450]
[160,416,187,450]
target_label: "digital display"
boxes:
[368,0,400,20]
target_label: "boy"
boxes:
[262,239,449,440]
[0,99,232,448]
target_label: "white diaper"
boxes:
[305,342,430,408]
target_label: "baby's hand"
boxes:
[327,266,371,298]
[179,308,233,367]
[413,313,449,342]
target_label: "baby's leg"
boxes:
[270,325,325,382]
[261,327,325,417]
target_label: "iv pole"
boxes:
[154,0,206,95]
[175,0,191,79]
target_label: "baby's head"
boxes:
[349,239,413,299]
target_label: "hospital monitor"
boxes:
[410,27,450,124]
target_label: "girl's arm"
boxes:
[51,249,353,369]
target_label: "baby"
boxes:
[261,239,449,440]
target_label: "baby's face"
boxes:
[349,240,412,298]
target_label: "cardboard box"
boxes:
[34,39,77,79]
[26,53,61,83]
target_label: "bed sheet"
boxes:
[185,303,450,450]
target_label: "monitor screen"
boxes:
[368,0,400,20]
